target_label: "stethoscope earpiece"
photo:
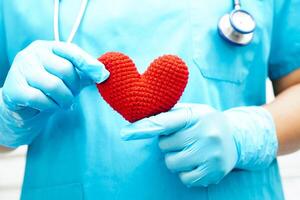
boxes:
[218,1,256,46]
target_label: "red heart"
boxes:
[97,52,189,123]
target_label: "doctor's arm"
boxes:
[121,0,300,188]
[0,4,11,151]
[265,69,300,155]
[120,73,300,187]
[265,0,300,156]
[120,69,300,188]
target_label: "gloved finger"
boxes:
[24,64,75,109]
[42,52,81,95]
[164,149,200,172]
[52,43,110,84]
[2,70,58,112]
[159,128,196,153]
[121,105,193,140]
[179,165,210,187]
[20,85,59,112]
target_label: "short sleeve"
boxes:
[0,0,10,87]
[268,0,300,80]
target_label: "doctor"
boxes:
[0,0,300,199]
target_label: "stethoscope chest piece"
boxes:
[218,5,256,46]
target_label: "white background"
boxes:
[0,81,299,199]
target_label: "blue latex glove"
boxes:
[121,103,278,187]
[0,40,109,148]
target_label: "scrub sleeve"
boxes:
[268,0,300,80]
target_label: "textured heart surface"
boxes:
[97,52,189,123]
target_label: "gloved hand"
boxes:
[0,40,109,148]
[121,103,278,187]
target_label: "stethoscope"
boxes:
[53,0,88,43]
[54,0,256,46]
[218,0,256,45]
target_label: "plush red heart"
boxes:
[97,52,189,123]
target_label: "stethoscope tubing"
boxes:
[53,0,88,43]
[53,0,255,46]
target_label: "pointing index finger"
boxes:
[120,106,193,140]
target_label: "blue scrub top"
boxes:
[1,0,300,199]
